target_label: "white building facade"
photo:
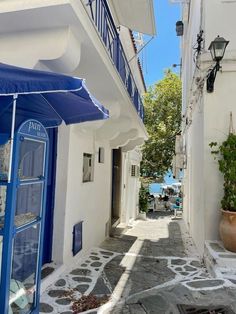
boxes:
[180,0,236,254]
[0,0,155,303]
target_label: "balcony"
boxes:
[83,0,144,121]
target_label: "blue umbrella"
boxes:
[0,63,109,129]
[0,63,109,181]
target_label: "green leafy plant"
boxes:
[210,133,236,211]
[139,184,149,213]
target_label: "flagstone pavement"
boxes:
[40,212,236,313]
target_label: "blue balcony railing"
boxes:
[84,0,144,121]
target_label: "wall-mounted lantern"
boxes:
[176,21,184,36]
[207,35,229,93]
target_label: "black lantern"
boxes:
[207,35,229,93]
[176,21,184,36]
[208,36,229,62]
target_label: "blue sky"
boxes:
[142,0,181,87]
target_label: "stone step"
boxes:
[204,240,236,278]
[110,223,129,237]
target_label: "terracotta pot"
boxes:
[219,209,236,252]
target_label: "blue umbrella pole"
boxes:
[8,94,18,183]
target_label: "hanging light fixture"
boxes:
[207,35,229,93]
[176,21,184,36]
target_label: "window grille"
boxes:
[131,165,139,177]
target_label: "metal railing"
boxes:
[84,0,144,121]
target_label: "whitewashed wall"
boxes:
[120,149,142,225]
[181,0,202,115]
[181,0,204,252]
[0,0,148,266]
[203,73,236,243]
[201,0,236,249]
[185,99,205,253]
[53,125,112,265]
[182,0,236,254]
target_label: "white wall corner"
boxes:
[122,137,145,152]
[0,26,73,69]
[39,27,82,73]
[96,116,132,141]
[52,124,71,264]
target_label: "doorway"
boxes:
[111,148,122,226]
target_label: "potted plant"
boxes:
[210,132,236,252]
[138,184,149,220]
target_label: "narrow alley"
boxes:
[40,213,236,314]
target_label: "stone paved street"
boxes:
[40,212,236,313]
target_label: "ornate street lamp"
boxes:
[207,35,229,93]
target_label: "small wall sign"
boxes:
[18,120,48,140]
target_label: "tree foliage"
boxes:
[141,70,182,179]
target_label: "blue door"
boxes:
[42,128,58,265]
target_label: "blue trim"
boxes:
[72,221,83,256]
[34,133,49,312]
[0,133,10,145]
[42,127,58,264]
[0,119,49,314]
[17,178,45,186]
[14,217,41,234]
[0,182,9,186]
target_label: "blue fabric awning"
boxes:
[0,63,109,132]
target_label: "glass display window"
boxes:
[0,140,10,181]
[0,186,7,228]
[18,139,45,181]
[15,183,42,227]
[9,225,40,314]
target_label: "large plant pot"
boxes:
[138,212,147,220]
[219,209,236,252]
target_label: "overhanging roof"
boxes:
[108,0,156,36]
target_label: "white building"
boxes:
[180,0,236,254]
[0,0,155,302]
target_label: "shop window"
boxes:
[83,153,94,182]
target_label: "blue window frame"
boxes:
[72,221,83,256]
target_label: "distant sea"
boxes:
[149,171,182,195]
